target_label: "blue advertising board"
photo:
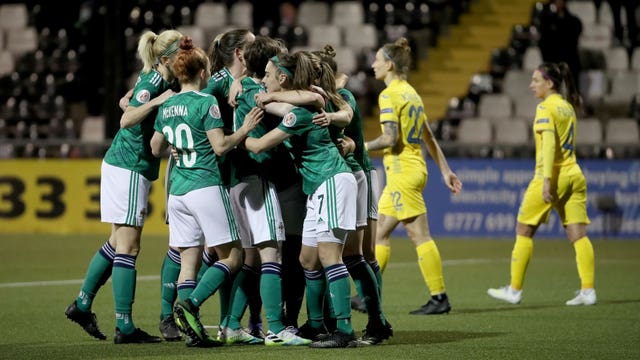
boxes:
[373,159,640,239]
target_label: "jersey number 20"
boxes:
[162,124,196,167]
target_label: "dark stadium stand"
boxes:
[0,0,637,158]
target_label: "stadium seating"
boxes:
[297,1,330,27]
[456,117,493,157]
[307,25,342,48]
[331,1,364,27]
[605,46,630,73]
[0,3,28,30]
[513,95,540,120]
[604,118,640,157]
[576,117,603,158]
[229,1,252,28]
[567,1,597,26]
[477,93,513,120]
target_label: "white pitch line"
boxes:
[0,275,160,288]
[0,259,501,288]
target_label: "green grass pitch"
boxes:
[1,234,639,359]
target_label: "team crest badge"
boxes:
[136,89,151,104]
[282,112,296,127]
[209,104,221,119]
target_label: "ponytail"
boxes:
[537,62,583,115]
[138,31,158,73]
[137,29,183,74]
[557,62,582,115]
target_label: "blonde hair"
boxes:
[137,29,183,73]
[380,37,412,78]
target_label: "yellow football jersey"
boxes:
[378,79,427,175]
[532,93,577,178]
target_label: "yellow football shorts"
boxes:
[378,167,427,221]
[517,165,590,226]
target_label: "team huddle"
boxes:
[63,25,596,349]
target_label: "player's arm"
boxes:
[208,107,263,156]
[365,121,398,151]
[255,90,325,110]
[227,75,246,107]
[150,131,169,158]
[421,122,462,194]
[120,89,175,128]
[540,129,556,203]
[119,89,133,111]
[245,128,292,154]
[263,102,295,117]
[308,86,353,127]
[336,135,355,157]
[312,106,352,128]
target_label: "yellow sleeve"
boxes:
[378,91,397,124]
[533,103,554,133]
[541,130,555,178]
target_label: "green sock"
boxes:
[196,251,215,282]
[218,273,234,326]
[189,262,230,308]
[304,270,326,329]
[345,256,385,324]
[160,249,181,319]
[326,264,353,335]
[76,242,114,312]
[113,254,137,334]
[369,260,383,300]
[177,281,196,301]
[261,263,284,334]
[225,266,250,329]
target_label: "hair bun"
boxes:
[179,36,194,50]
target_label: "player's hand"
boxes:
[228,78,243,107]
[542,178,554,203]
[242,107,264,133]
[151,89,175,107]
[336,137,355,157]
[312,110,331,127]
[443,171,462,194]
[170,146,179,162]
[335,73,349,89]
[118,89,133,111]
[254,93,272,109]
[310,85,328,99]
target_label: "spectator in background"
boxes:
[608,0,638,50]
[538,0,582,87]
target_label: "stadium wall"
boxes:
[396,159,640,239]
[1,159,639,238]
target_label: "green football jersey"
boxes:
[202,67,238,186]
[234,77,300,191]
[324,96,362,172]
[276,106,351,195]
[339,88,373,171]
[104,70,171,181]
[154,91,225,196]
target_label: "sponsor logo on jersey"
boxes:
[380,108,393,114]
[536,118,549,124]
[282,112,297,127]
[136,89,151,104]
[209,104,221,119]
